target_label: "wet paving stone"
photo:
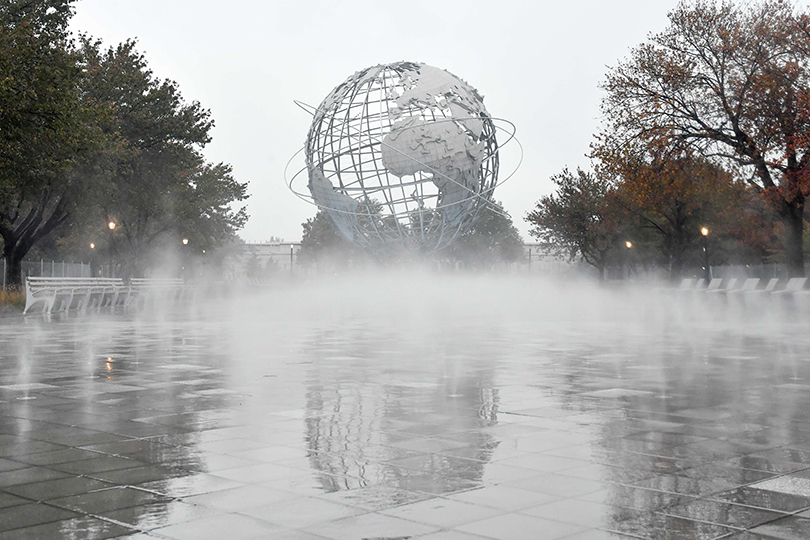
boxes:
[0,515,132,540]
[2,286,810,536]
[455,512,587,539]
[0,490,30,509]
[182,483,295,511]
[46,485,169,514]
[99,500,223,531]
[3,475,114,500]
[606,512,737,539]
[0,457,35,472]
[48,453,143,475]
[744,509,810,539]
[519,498,635,528]
[628,473,737,497]
[577,483,700,511]
[0,502,78,532]
[9,447,107,467]
[660,498,787,529]
[89,464,191,485]
[710,486,810,513]
[137,471,244,497]
[0,465,71,487]
[149,512,286,540]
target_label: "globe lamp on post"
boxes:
[625,241,633,280]
[701,227,711,283]
[180,239,189,278]
[290,244,294,277]
[107,221,116,278]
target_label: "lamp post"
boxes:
[181,239,189,278]
[107,221,116,278]
[625,241,633,280]
[289,244,294,277]
[701,227,711,283]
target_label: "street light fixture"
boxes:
[290,244,294,277]
[182,238,189,245]
[624,241,634,280]
[701,226,711,283]
[90,243,95,249]
[107,221,116,278]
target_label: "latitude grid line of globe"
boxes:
[305,63,500,251]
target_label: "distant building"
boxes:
[243,242,301,273]
[523,242,573,274]
[241,241,571,275]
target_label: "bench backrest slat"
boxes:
[785,277,808,292]
[678,278,695,290]
[741,278,759,291]
[764,278,779,291]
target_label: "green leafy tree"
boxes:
[0,0,104,285]
[79,38,247,276]
[526,168,626,280]
[448,201,525,269]
[297,209,359,269]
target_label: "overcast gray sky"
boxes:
[71,0,682,243]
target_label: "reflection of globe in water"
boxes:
[295,61,513,252]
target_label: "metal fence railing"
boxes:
[14,260,93,287]
[709,264,790,280]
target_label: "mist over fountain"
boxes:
[3,270,810,537]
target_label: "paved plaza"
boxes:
[1,278,810,539]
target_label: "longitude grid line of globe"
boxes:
[362,72,416,244]
[285,62,523,252]
[286,115,521,215]
[317,79,502,215]
[316,108,514,209]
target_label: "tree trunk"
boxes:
[670,253,684,284]
[2,230,36,288]
[782,205,805,277]
[4,253,23,288]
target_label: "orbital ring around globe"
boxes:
[285,116,521,213]
[284,61,522,252]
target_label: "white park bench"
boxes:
[728,278,761,294]
[675,278,706,296]
[23,277,188,314]
[771,277,808,297]
[23,277,126,314]
[705,278,742,295]
[127,278,187,307]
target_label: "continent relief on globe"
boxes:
[308,168,359,241]
[380,65,488,222]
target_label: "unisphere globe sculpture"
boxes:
[287,61,518,252]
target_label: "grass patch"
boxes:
[0,288,25,311]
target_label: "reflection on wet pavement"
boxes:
[1,277,810,539]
